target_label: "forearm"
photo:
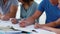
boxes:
[26,10,42,25]
[6,11,16,18]
[50,28,60,34]
[44,18,60,27]
[31,10,42,20]
[0,14,2,19]
[42,27,60,34]
[26,17,35,25]
[6,5,18,18]
[28,10,42,24]
[45,21,57,27]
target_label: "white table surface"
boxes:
[0,20,56,34]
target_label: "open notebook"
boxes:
[0,20,56,34]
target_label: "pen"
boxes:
[32,30,38,33]
[10,26,20,31]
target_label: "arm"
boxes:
[19,0,45,27]
[43,18,60,27]
[7,0,18,18]
[5,5,18,18]
[42,27,60,34]
[1,0,18,20]
[35,18,60,29]
[19,10,43,27]
[1,5,18,20]
[0,13,2,19]
[26,10,42,24]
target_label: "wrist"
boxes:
[31,16,35,20]
[0,14,3,19]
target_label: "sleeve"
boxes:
[11,0,18,6]
[37,0,45,13]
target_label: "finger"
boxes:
[10,18,15,21]
[1,17,9,21]
[34,23,39,29]
[12,21,15,23]
[19,23,26,27]
[11,19,17,24]
[34,25,39,29]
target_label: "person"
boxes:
[0,0,18,20]
[19,0,60,28]
[11,0,38,25]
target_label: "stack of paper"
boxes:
[0,20,56,34]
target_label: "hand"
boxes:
[1,15,10,21]
[19,18,35,27]
[34,23,47,29]
[34,23,40,29]
[19,20,28,27]
[11,18,17,24]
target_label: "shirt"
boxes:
[0,0,18,15]
[38,0,60,28]
[20,2,38,22]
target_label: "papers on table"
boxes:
[13,25,56,34]
[0,20,56,34]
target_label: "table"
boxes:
[0,20,56,34]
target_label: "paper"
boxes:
[0,20,56,34]
[14,25,56,34]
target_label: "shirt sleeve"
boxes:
[11,0,18,6]
[38,0,45,13]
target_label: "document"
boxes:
[0,20,56,34]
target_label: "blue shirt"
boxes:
[0,0,18,15]
[38,0,60,27]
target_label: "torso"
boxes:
[20,2,38,19]
[44,0,60,23]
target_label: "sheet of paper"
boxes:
[0,20,56,34]
[13,25,56,34]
